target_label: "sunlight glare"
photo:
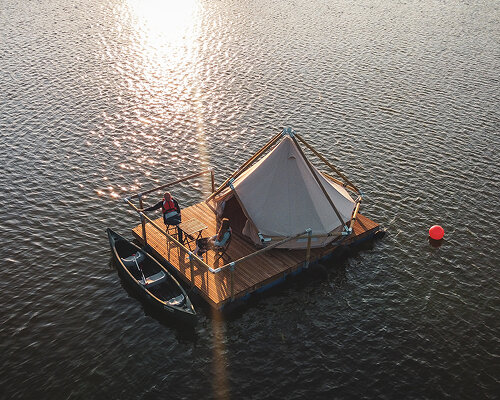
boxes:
[126,0,199,51]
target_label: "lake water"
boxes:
[1,0,499,398]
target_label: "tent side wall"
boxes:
[210,132,361,250]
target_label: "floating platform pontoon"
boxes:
[125,129,382,310]
[131,201,379,310]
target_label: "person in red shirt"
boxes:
[142,192,183,241]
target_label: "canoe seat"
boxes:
[121,251,145,267]
[166,294,185,307]
[142,270,166,287]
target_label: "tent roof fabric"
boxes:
[223,136,356,239]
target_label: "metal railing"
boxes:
[124,170,315,301]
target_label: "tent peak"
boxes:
[281,127,296,137]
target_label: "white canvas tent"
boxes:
[207,130,362,249]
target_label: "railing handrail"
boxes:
[127,169,214,200]
[125,193,315,302]
[124,198,213,271]
[127,193,312,276]
[208,229,311,274]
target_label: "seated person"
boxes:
[195,218,231,256]
[141,191,183,241]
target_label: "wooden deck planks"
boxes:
[132,201,379,308]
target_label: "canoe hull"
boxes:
[107,228,197,326]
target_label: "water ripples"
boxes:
[1,0,499,398]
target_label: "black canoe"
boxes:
[107,228,196,325]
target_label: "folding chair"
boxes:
[164,215,182,242]
[165,223,179,239]
[214,235,232,263]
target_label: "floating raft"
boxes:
[132,201,379,310]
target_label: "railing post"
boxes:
[188,252,195,288]
[138,194,147,246]
[210,170,215,193]
[229,262,235,300]
[305,228,312,268]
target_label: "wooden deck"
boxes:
[132,202,379,309]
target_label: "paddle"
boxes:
[133,254,147,285]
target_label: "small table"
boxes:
[178,218,208,251]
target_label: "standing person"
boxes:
[195,218,231,256]
[142,192,183,242]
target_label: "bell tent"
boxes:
[207,129,362,249]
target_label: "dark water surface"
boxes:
[1,0,499,398]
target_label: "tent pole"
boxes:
[205,129,283,203]
[291,136,348,231]
[295,134,359,193]
[205,201,217,214]
[321,172,358,193]
[349,198,362,231]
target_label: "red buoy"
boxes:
[429,225,444,240]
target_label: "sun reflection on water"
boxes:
[107,0,214,197]
[123,0,204,132]
[211,309,230,400]
[126,0,199,47]
[124,0,201,89]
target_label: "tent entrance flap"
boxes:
[218,195,247,236]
